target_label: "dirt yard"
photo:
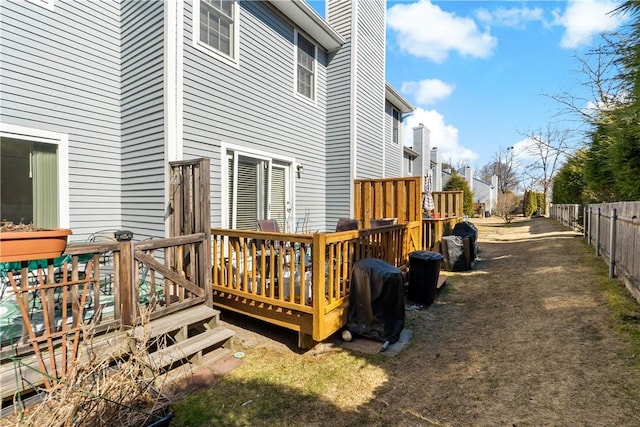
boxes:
[188,216,640,426]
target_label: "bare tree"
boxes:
[479,147,518,193]
[520,126,572,213]
[545,42,623,126]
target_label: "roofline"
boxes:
[268,0,345,51]
[385,82,414,114]
[403,145,419,157]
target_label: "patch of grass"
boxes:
[582,246,640,369]
[170,347,389,426]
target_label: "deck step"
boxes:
[1,330,130,401]
[146,326,235,370]
[133,305,221,340]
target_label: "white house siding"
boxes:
[0,1,122,239]
[325,1,353,227]
[384,101,403,177]
[352,0,385,179]
[120,1,166,239]
[182,1,329,231]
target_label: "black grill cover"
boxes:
[453,221,478,261]
[346,258,405,343]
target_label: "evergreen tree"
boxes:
[443,172,474,217]
[552,149,593,204]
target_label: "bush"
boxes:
[524,190,537,217]
[496,191,520,223]
[536,192,546,215]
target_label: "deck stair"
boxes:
[135,305,235,385]
[1,304,234,411]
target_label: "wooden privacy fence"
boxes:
[353,177,463,253]
[211,221,421,347]
[579,202,640,303]
[550,204,582,231]
[354,177,422,227]
[432,191,464,219]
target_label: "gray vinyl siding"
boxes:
[120,0,166,239]
[384,101,403,177]
[325,1,353,226]
[353,0,385,179]
[182,0,329,231]
[0,1,122,239]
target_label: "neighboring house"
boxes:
[385,84,414,178]
[403,124,430,179]
[441,167,498,216]
[0,0,411,238]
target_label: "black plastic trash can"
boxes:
[408,251,443,306]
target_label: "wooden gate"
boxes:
[168,159,212,307]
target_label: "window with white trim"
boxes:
[392,107,400,144]
[227,151,291,231]
[1,138,59,227]
[296,32,316,100]
[198,0,236,59]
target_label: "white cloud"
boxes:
[554,0,625,48]
[387,0,497,63]
[401,79,454,106]
[475,6,546,29]
[403,108,478,164]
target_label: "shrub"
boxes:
[496,191,520,223]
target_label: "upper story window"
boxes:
[296,32,316,101]
[392,108,400,144]
[197,0,238,63]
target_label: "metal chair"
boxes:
[335,218,359,232]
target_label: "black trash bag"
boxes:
[453,221,478,261]
[346,258,405,343]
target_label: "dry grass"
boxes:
[0,222,40,232]
[171,216,640,426]
[1,312,172,427]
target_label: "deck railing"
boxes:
[211,221,421,346]
[422,216,463,253]
[0,234,209,402]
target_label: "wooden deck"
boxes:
[0,234,233,409]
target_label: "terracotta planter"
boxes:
[0,228,72,263]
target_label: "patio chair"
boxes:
[335,218,359,232]
[370,218,397,228]
[257,219,281,233]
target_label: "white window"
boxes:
[227,151,291,231]
[0,124,69,228]
[195,0,238,63]
[296,32,316,100]
[392,107,400,144]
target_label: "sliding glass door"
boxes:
[0,138,58,227]
[227,151,290,231]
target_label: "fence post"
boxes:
[119,240,135,327]
[609,208,617,278]
[583,205,587,237]
[595,207,601,257]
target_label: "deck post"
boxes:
[119,241,135,327]
[312,232,326,341]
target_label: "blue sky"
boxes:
[308,0,628,169]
